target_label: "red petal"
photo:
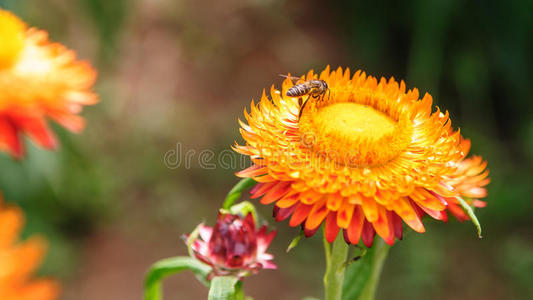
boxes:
[391,212,403,240]
[273,204,296,222]
[473,200,487,208]
[325,212,340,243]
[0,117,23,158]
[251,182,277,198]
[303,224,320,237]
[362,220,376,247]
[10,114,57,150]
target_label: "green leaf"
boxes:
[208,276,240,300]
[144,256,211,300]
[455,196,483,238]
[341,245,375,300]
[286,230,305,253]
[342,239,390,300]
[223,178,257,209]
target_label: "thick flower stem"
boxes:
[324,230,349,300]
[358,238,390,300]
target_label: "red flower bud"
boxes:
[188,213,276,278]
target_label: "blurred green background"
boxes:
[0,0,532,299]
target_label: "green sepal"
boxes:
[220,200,258,223]
[455,196,483,238]
[185,224,201,258]
[208,276,241,300]
[286,230,305,253]
[144,256,211,300]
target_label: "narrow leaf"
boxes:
[455,196,483,238]
[286,230,305,253]
[341,245,376,300]
[144,256,211,300]
[223,178,257,209]
[208,276,240,300]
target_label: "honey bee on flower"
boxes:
[0,9,98,158]
[234,66,489,247]
[280,75,330,119]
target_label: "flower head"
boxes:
[188,213,277,278]
[0,9,98,158]
[234,66,489,247]
[0,202,59,300]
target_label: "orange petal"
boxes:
[236,165,268,178]
[337,201,355,229]
[361,196,379,222]
[300,189,323,205]
[276,192,299,208]
[304,198,329,230]
[260,181,291,204]
[346,206,364,245]
[372,206,394,245]
[410,188,446,211]
[392,197,425,233]
[326,193,343,211]
[289,203,312,227]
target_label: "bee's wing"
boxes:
[279,74,304,84]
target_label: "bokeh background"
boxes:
[0,0,532,299]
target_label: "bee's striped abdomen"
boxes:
[287,84,311,97]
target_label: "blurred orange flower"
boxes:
[0,202,60,300]
[0,9,98,158]
[234,66,489,247]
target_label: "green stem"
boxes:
[324,230,349,300]
[358,239,391,300]
[222,178,257,209]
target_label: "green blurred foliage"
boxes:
[0,0,532,299]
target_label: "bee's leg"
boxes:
[298,95,311,120]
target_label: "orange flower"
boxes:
[234,66,489,247]
[0,202,60,300]
[0,9,98,158]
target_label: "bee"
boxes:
[280,75,330,119]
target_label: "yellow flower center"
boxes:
[0,10,26,69]
[299,101,411,167]
[318,103,396,140]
